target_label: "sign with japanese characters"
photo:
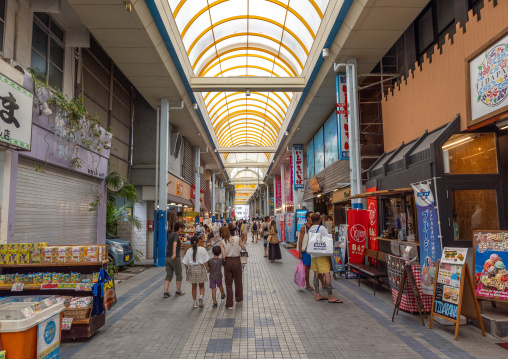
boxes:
[473,230,508,302]
[336,74,349,159]
[0,73,33,150]
[37,313,60,359]
[468,33,508,124]
[292,144,304,189]
[347,209,368,264]
[412,182,442,295]
[275,176,282,208]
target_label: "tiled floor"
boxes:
[61,234,508,359]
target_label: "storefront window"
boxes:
[451,189,499,241]
[381,195,418,241]
[443,133,498,174]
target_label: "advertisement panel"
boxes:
[275,176,282,208]
[37,313,60,359]
[314,127,324,173]
[292,144,304,189]
[323,112,338,167]
[336,74,349,159]
[347,209,369,264]
[285,212,296,243]
[277,213,285,242]
[295,210,307,234]
[412,182,442,295]
[367,187,378,265]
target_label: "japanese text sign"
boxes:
[292,145,304,189]
[275,176,282,208]
[0,73,33,150]
[336,74,349,159]
[348,209,369,264]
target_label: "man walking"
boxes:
[251,219,258,243]
[163,222,186,298]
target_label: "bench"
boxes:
[348,249,388,295]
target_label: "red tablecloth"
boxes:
[391,264,433,313]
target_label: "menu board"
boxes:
[437,263,463,287]
[473,230,508,302]
[442,247,467,265]
[387,255,406,293]
[433,282,459,319]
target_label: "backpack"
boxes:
[253,222,258,230]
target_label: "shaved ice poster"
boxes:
[473,230,508,301]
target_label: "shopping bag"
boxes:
[294,259,306,288]
[307,226,334,257]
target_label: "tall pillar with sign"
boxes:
[280,165,285,214]
[292,145,304,211]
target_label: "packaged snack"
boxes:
[0,275,4,285]
[51,247,58,263]
[23,274,34,285]
[71,247,83,262]
[18,250,30,264]
[33,273,43,285]
[19,243,30,250]
[0,250,7,264]
[56,296,72,306]
[42,247,53,263]
[57,247,67,262]
[99,245,105,261]
[69,296,93,308]
[85,246,98,262]
[42,273,52,284]
[0,350,6,359]
[40,242,48,248]
[8,251,19,264]
[14,273,25,283]
[51,272,61,284]
[71,272,80,283]
[81,278,91,283]
[4,274,14,284]
[92,272,99,284]
[30,248,41,263]
[61,273,71,283]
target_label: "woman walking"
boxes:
[182,236,210,308]
[268,219,282,262]
[242,220,249,243]
[262,217,270,257]
[220,226,246,310]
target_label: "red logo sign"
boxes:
[350,224,367,243]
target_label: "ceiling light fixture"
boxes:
[193,103,198,110]
[246,89,251,96]
[284,131,288,136]
[496,118,508,130]
[442,136,472,149]
[322,48,330,59]
[125,2,132,11]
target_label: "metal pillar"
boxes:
[220,181,224,220]
[265,185,269,217]
[194,146,200,214]
[280,164,286,214]
[212,172,216,222]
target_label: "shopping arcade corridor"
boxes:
[60,235,505,359]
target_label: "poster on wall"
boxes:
[37,313,60,359]
[468,32,508,124]
[332,247,345,272]
[275,176,282,208]
[314,127,324,174]
[323,111,338,167]
[0,73,34,150]
[292,145,304,189]
[347,209,368,264]
[307,139,314,179]
[296,209,307,234]
[336,74,349,159]
[412,182,442,295]
[176,181,183,196]
[277,213,285,242]
[473,230,508,301]
[366,187,378,265]
[285,212,296,243]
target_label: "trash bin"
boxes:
[0,296,64,359]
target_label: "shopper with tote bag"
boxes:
[267,219,282,263]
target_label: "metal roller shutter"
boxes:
[13,159,99,245]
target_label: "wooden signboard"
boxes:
[473,230,508,303]
[392,264,427,326]
[429,257,485,340]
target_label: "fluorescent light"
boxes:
[442,136,472,149]
[317,194,322,198]
[500,124,508,130]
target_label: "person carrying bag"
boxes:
[306,225,333,257]
[267,219,282,262]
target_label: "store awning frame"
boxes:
[347,188,413,200]
[168,194,193,207]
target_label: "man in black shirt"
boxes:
[164,222,186,298]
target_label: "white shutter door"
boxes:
[14,159,99,245]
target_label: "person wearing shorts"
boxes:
[209,246,226,308]
[251,220,258,243]
[164,222,186,298]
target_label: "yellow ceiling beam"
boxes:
[211,98,284,123]
[202,54,295,77]
[219,132,275,148]
[215,115,279,137]
[212,103,283,125]
[218,127,276,146]
[214,109,281,134]
[199,47,298,77]
[212,65,282,78]
[207,92,288,116]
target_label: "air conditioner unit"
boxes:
[1,58,25,74]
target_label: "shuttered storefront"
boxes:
[13,159,99,245]
[182,139,194,185]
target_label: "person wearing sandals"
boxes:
[262,217,270,257]
[220,226,246,310]
[164,222,186,298]
[309,213,343,304]
[209,246,226,308]
[268,219,282,262]
[182,236,210,308]
[298,212,314,291]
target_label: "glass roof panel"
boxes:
[168,0,331,166]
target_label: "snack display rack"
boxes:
[0,244,109,340]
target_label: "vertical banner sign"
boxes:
[347,210,369,264]
[285,160,293,204]
[292,145,304,189]
[366,187,378,265]
[412,182,442,295]
[37,313,60,359]
[336,74,349,160]
[285,212,296,243]
[277,213,285,242]
[275,176,282,208]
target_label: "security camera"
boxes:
[322,48,330,59]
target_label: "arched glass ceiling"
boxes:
[168,0,330,166]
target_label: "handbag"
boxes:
[268,233,280,244]
[306,225,333,257]
[300,225,309,252]
[294,259,305,288]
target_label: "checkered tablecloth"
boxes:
[391,264,433,313]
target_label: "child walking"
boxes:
[182,236,210,308]
[209,246,226,308]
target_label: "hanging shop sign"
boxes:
[467,31,508,125]
[331,187,350,203]
[37,313,60,359]
[412,182,442,295]
[285,159,293,204]
[292,144,304,189]
[176,181,183,197]
[367,187,378,265]
[275,176,282,208]
[430,249,485,340]
[336,74,349,160]
[270,197,274,209]
[0,73,33,150]
[347,209,368,264]
[285,212,296,243]
[473,230,508,302]
[277,213,285,242]
[215,187,225,204]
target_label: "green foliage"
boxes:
[131,250,144,266]
[105,172,141,238]
[108,258,119,278]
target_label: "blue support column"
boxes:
[155,210,167,266]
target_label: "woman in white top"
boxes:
[182,236,210,308]
[220,227,246,310]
